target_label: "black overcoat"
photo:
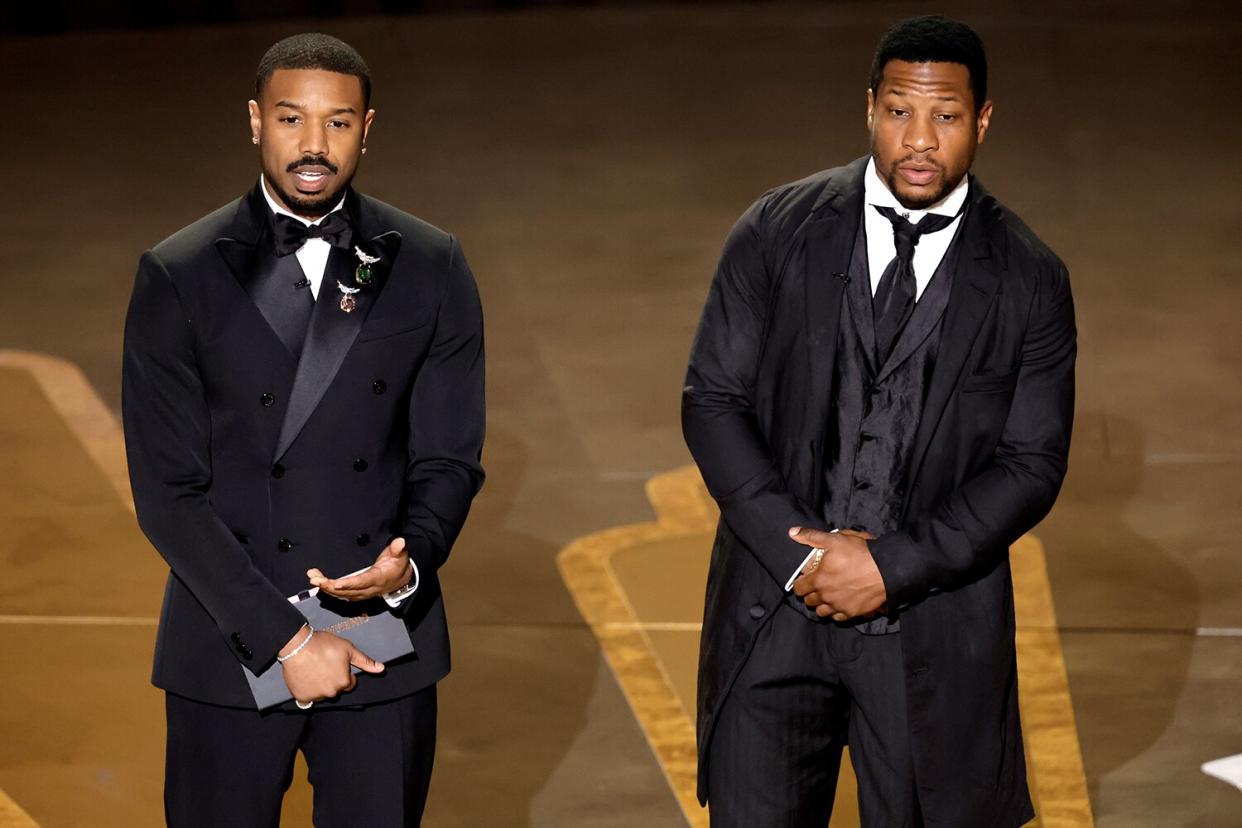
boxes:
[683,157,1075,825]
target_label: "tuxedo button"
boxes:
[230,632,241,643]
[372,380,387,395]
[271,463,285,479]
[860,432,876,443]
[260,393,276,407]
[356,532,371,547]
[748,604,765,620]
[277,537,293,552]
[353,458,368,472]
[854,481,871,491]
[240,646,253,661]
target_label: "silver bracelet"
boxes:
[276,625,314,663]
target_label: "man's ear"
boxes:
[975,100,994,145]
[866,88,875,132]
[248,99,262,144]
[362,108,375,146]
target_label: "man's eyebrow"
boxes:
[272,101,357,116]
[882,89,963,103]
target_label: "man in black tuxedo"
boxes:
[683,16,1074,827]
[122,33,484,826]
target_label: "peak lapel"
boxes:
[214,184,306,363]
[905,184,1007,486]
[214,185,266,289]
[272,194,403,461]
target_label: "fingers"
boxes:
[310,567,385,598]
[788,526,838,548]
[837,528,877,540]
[349,646,385,675]
[383,537,407,558]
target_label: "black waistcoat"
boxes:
[822,209,965,633]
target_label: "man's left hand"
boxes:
[308,537,412,600]
[790,527,887,622]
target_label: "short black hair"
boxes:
[869,16,987,112]
[256,33,371,109]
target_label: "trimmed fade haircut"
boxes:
[869,16,988,113]
[256,33,372,109]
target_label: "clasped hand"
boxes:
[789,527,888,622]
[279,537,414,706]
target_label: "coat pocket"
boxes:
[961,368,1018,394]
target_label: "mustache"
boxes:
[895,155,944,171]
[287,156,339,174]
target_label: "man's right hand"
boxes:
[278,628,385,705]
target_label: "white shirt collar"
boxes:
[259,175,346,226]
[864,157,969,222]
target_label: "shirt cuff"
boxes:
[383,560,419,608]
[785,549,820,591]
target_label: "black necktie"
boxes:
[273,211,353,257]
[871,205,958,361]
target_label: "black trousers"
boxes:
[165,687,436,828]
[707,604,921,828]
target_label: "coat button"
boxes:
[271,463,285,479]
[356,532,370,547]
[278,537,293,552]
[859,432,876,443]
[260,393,276,407]
[854,481,871,491]
[240,646,253,661]
[230,632,241,643]
[372,380,387,395]
[353,458,368,472]
[749,604,766,620]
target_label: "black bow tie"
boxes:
[273,211,354,257]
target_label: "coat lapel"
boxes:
[273,191,403,460]
[905,180,1007,486]
[215,184,306,364]
[803,158,868,429]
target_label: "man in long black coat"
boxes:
[683,16,1074,827]
[122,33,484,826]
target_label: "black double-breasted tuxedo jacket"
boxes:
[122,183,485,709]
[683,157,1075,824]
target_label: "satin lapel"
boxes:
[272,195,403,461]
[274,247,366,460]
[905,185,1007,485]
[214,185,302,363]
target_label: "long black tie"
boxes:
[872,205,958,361]
[273,211,354,257]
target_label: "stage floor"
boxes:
[1,2,1240,825]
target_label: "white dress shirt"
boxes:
[784,159,970,592]
[259,175,347,299]
[259,176,418,605]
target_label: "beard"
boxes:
[874,148,970,210]
[262,156,354,218]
